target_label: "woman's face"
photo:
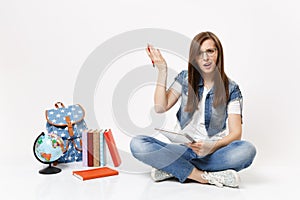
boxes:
[195,39,218,75]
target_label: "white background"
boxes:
[1,0,300,196]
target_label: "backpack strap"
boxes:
[62,140,69,153]
[61,139,82,153]
[55,102,65,108]
[65,116,74,137]
[72,139,82,152]
[64,115,82,152]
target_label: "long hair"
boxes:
[185,32,229,112]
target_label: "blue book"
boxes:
[100,129,105,167]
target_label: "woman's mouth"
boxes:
[203,62,212,67]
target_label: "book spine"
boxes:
[100,129,105,167]
[87,131,94,167]
[104,129,121,167]
[93,130,100,167]
[82,130,88,166]
[73,172,84,181]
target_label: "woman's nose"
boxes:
[202,52,209,60]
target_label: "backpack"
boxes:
[45,102,88,163]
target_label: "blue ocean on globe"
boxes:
[34,133,64,163]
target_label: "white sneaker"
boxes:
[201,169,240,188]
[151,168,174,182]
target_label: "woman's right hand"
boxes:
[146,44,167,72]
[186,140,217,157]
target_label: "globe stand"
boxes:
[39,163,61,174]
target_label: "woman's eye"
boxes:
[207,49,214,54]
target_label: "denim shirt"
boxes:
[175,70,243,137]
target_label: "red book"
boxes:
[72,167,119,181]
[87,131,94,167]
[104,129,121,167]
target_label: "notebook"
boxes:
[72,167,119,181]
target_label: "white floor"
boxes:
[2,154,298,200]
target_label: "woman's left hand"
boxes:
[187,140,217,156]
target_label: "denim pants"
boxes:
[130,135,256,183]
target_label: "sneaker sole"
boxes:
[151,168,173,182]
[226,169,240,188]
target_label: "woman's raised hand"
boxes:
[146,44,167,72]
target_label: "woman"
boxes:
[130,31,256,188]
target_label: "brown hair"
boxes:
[185,31,229,112]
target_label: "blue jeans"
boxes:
[130,135,256,183]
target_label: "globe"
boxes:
[33,132,64,174]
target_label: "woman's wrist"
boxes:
[210,140,220,153]
[157,68,167,79]
[158,68,167,74]
[155,62,167,73]
[155,69,167,87]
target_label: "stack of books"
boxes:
[82,129,121,167]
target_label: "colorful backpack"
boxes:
[45,102,88,163]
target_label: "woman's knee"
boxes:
[231,140,257,170]
[130,135,149,155]
[240,141,256,160]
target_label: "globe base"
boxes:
[39,163,61,174]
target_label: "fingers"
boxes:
[146,44,153,60]
[191,141,217,156]
[146,44,163,60]
[157,49,164,60]
[146,44,159,65]
[146,43,152,54]
[187,141,204,155]
[146,44,168,71]
[188,141,203,148]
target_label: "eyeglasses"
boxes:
[199,48,217,59]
